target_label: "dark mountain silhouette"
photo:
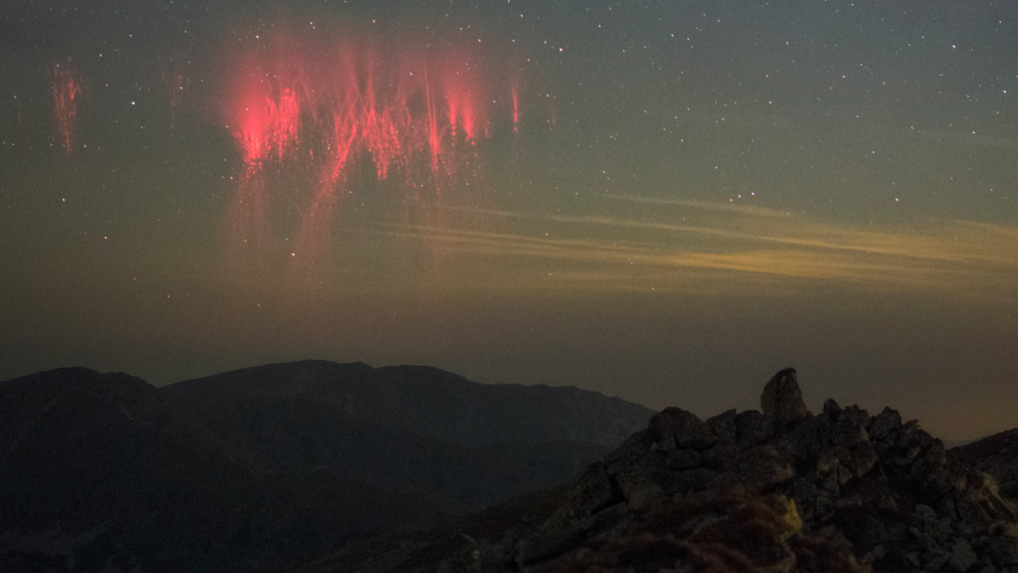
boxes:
[161,361,652,511]
[943,438,982,451]
[0,361,652,573]
[0,367,287,573]
[306,369,1018,573]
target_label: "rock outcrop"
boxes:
[950,429,1018,502]
[762,367,810,428]
[437,369,1018,573]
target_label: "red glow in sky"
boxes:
[512,82,520,132]
[52,59,81,154]
[220,30,524,268]
[223,35,496,177]
[162,67,189,137]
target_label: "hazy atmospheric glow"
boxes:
[2,1,1017,442]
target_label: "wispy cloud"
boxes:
[367,200,1018,298]
[604,195,794,218]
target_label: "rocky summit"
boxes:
[406,368,1018,573]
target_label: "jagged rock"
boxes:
[406,368,1018,573]
[706,408,738,443]
[730,445,795,493]
[648,407,715,450]
[824,398,842,414]
[762,367,810,427]
[700,442,741,470]
[660,467,718,495]
[868,407,903,443]
[737,409,776,448]
[662,448,702,470]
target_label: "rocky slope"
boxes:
[0,362,652,573]
[314,369,1018,573]
[950,430,1018,502]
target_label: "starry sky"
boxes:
[2,0,1017,441]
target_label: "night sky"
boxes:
[2,0,1016,441]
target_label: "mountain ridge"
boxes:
[0,360,653,573]
[163,359,647,448]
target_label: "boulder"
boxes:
[761,367,810,427]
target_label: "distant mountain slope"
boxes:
[163,361,650,448]
[160,361,653,510]
[1,362,653,573]
[0,368,287,573]
[949,428,1018,500]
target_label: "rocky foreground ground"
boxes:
[321,368,1018,573]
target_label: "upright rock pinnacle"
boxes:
[760,367,808,427]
